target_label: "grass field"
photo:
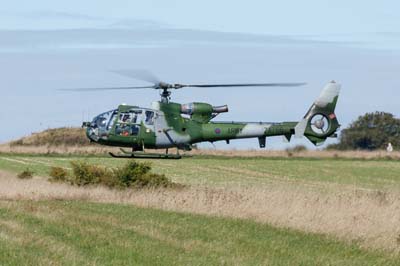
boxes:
[1,153,400,265]
[1,200,399,266]
[1,154,400,189]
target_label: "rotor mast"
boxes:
[160,88,172,103]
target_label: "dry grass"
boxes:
[0,144,120,155]
[191,148,400,160]
[8,127,89,146]
[2,144,400,160]
[1,170,400,253]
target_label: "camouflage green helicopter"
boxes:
[78,70,340,159]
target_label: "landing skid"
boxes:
[108,148,182,159]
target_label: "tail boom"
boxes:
[197,81,341,147]
[199,121,296,144]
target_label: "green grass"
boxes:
[0,200,398,266]
[1,154,400,189]
[1,154,400,265]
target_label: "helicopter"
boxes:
[75,70,341,159]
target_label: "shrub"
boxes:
[113,161,151,187]
[133,173,171,188]
[17,169,34,179]
[66,160,172,189]
[49,166,69,182]
[70,160,111,186]
[9,139,23,146]
[113,161,170,188]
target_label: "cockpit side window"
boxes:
[113,109,144,137]
[145,111,155,125]
[131,110,143,124]
[119,113,132,123]
[118,110,143,124]
[93,109,116,131]
[107,111,118,130]
[131,113,138,124]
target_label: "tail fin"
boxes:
[294,81,341,145]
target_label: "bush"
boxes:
[66,160,173,188]
[113,161,150,187]
[134,173,171,188]
[49,166,69,182]
[70,160,111,186]
[17,169,34,179]
[113,161,170,188]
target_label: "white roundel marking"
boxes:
[237,124,271,138]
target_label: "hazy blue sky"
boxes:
[1,1,400,149]
[1,0,399,35]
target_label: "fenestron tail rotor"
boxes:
[62,69,307,102]
[310,114,329,134]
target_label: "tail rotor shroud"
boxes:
[294,81,341,145]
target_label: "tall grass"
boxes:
[1,168,400,252]
[1,200,398,265]
[2,143,400,160]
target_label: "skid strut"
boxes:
[109,148,182,159]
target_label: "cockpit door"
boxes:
[140,110,156,148]
[108,109,156,148]
[113,110,142,137]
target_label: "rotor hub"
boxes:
[314,118,325,129]
[310,114,330,135]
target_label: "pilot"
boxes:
[118,113,131,123]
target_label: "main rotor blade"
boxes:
[60,86,156,91]
[111,69,161,84]
[180,82,307,88]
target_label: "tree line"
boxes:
[328,112,400,150]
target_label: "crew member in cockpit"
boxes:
[119,113,131,123]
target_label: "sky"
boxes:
[1,0,400,149]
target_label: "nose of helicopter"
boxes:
[82,121,91,127]
[82,121,99,142]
